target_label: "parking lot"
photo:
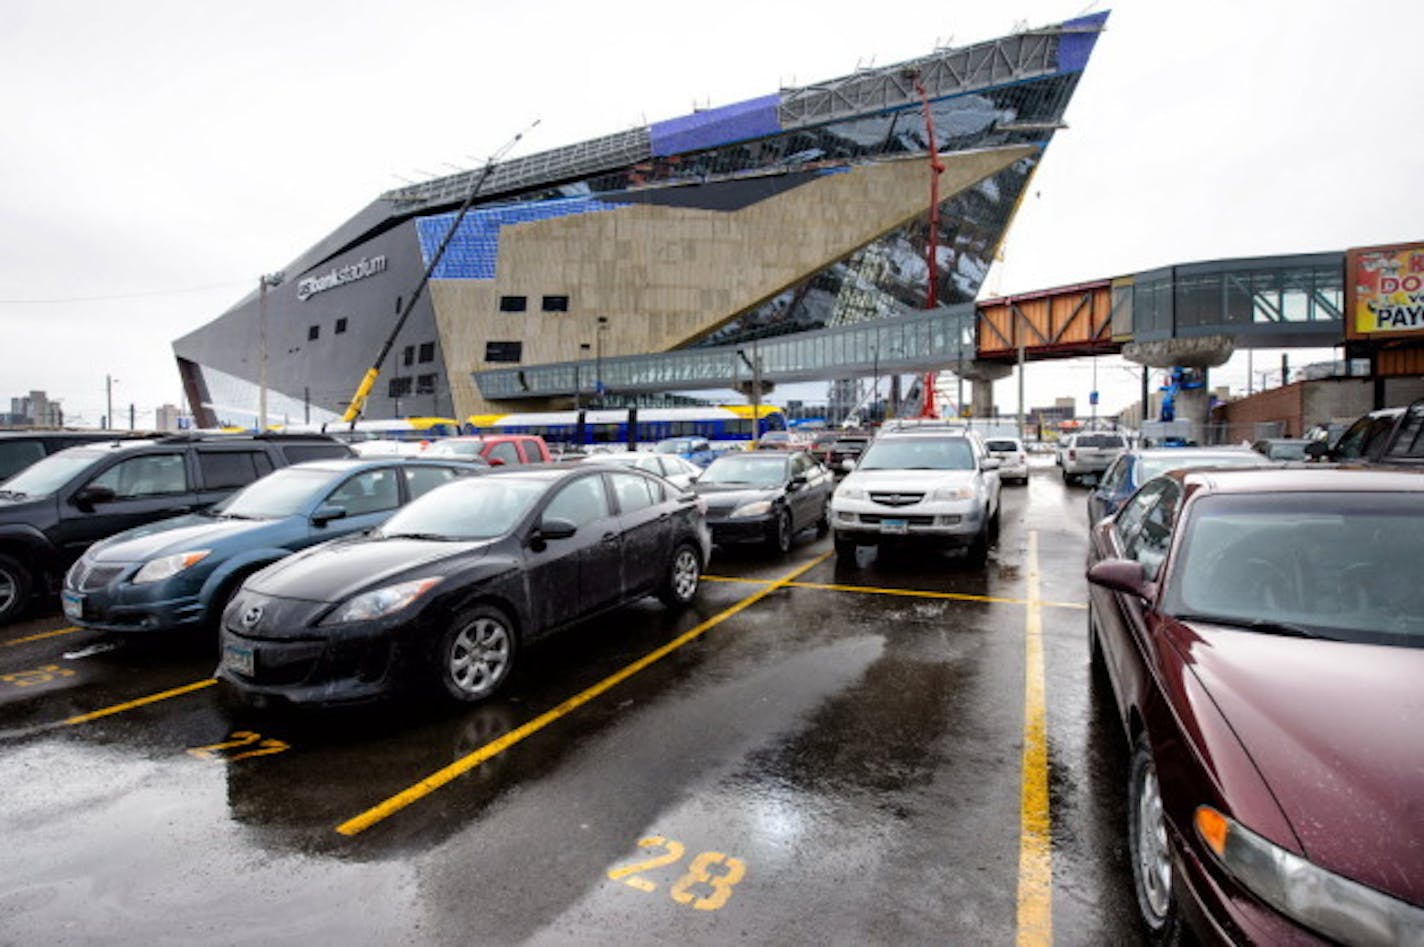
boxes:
[0,459,1151,945]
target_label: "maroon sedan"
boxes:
[1086,466,1424,945]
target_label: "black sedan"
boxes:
[217,465,711,706]
[692,450,833,553]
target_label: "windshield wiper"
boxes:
[382,531,454,541]
[1171,613,1316,639]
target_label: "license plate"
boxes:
[61,590,84,620]
[880,518,909,535]
[222,643,255,677]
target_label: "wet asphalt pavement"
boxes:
[0,460,1150,945]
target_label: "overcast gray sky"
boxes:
[2,0,1420,426]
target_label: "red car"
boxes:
[1086,466,1424,945]
[423,434,551,466]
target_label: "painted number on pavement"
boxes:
[607,836,747,911]
[187,731,289,762]
[1,664,75,688]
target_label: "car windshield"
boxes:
[831,439,867,451]
[1164,492,1424,647]
[1138,452,1268,482]
[379,476,545,540]
[1266,441,1308,461]
[699,455,788,487]
[857,438,974,471]
[425,440,483,458]
[0,448,104,497]
[211,467,336,519]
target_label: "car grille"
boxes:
[68,560,126,592]
[857,513,936,526]
[869,492,925,507]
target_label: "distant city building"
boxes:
[155,404,185,432]
[4,390,63,428]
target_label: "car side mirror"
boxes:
[982,458,1002,471]
[1086,558,1155,600]
[311,503,347,527]
[535,517,577,541]
[789,474,807,489]
[73,484,117,511]
[1303,440,1328,460]
[840,459,856,473]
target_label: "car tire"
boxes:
[437,604,517,704]
[1128,733,1184,945]
[0,553,32,626]
[766,508,792,554]
[833,533,858,559]
[988,504,1001,540]
[815,497,831,538]
[657,542,701,608]
[964,527,989,568]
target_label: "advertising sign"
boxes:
[1348,242,1424,339]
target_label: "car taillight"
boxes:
[1068,449,1077,460]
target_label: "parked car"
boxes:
[983,436,1029,485]
[1087,447,1273,524]
[653,437,717,468]
[0,430,153,482]
[62,458,483,634]
[1249,437,1312,461]
[692,450,833,553]
[830,430,1001,565]
[1309,400,1424,466]
[1086,466,1424,945]
[809,431,841,456]
[217,464,711,706]
[755,431,795,450]
[581,451,702,490]
[824,434,872,474]
[0,433,354,625]
[424,434,552,466]
[1060,431,1128,484]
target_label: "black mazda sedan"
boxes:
[692,450,833,553]
[216,465,711,706]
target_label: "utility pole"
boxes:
[105,374,116,431]
[595,317,608,407]
[258,271,285,431]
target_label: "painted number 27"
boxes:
[607,836,746,912]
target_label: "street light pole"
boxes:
[257,271,285,431]
[105,374,117,430]
[595,317,608,407]
[575,342,591,412]
[871,343,879,425]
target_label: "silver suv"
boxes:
[830,431,1001,565]
[1060,432,1127,485]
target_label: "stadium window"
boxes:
[499,296,528,313]
[335,318,347,334]
[418,342,435,363]
[485,341,523,363]
[416,373,437,394]
[388,376,413,397]
[403,345,414,366]
[308,325,320,341]
[542,295,569,312]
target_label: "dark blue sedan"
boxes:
[62,457,484,634]
[1086,447,1272,525]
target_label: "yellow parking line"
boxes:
[704,574,1085,611]
[336,552,834,837]
[1016,531,1052,945]
[63,678,216,726]
[2,625,84,648]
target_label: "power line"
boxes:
[0,281,249,306]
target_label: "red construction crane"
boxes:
[911,72,945,419]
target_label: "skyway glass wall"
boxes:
[475,305,977,399]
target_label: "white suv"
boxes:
[983,436,1029,485]
[831,431,1001,565]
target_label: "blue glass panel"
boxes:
[416,197,628,279]
[1057,11,1109,73]
[650,94,781,157]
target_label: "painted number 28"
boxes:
[607,836,746,911]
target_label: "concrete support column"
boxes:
[971,379,996,418]
[951,360,1013,420]
[1122,335,1235,444]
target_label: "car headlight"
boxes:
[837,486,866,501]
[322,577,443,625]
[132,551,212,584]
[1195,806,1424,946]
[930,485,975,501]
[730,500,773,518]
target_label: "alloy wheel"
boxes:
[1134,761,1173,923]
[448,616,512,699]
[671,547,700,601]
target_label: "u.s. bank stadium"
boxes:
[174,13,1110,428]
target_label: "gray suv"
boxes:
[0,433,353,624]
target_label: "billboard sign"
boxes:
[1348,242,1424,339]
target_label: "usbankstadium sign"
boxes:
[297,255,387,301]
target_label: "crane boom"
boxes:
[341,121,539,424]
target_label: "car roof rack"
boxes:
[153,432,337,444]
